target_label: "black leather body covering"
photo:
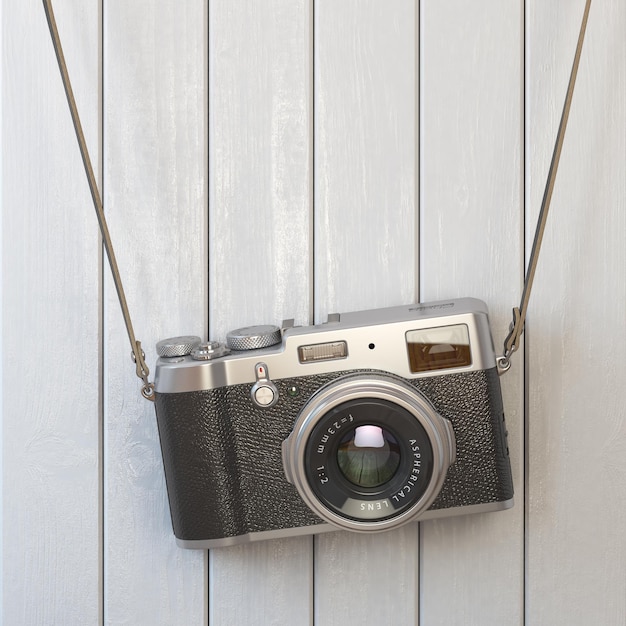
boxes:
[154,367,513,542]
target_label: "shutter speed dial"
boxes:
[226,325,282,351]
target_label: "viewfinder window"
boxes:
[406,324,472,373]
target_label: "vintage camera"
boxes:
[153,298,513,549]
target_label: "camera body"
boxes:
[153,298,513,549]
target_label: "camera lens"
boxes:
[303,397,435,523]
[283,374,456,533]
[337,425,400,488]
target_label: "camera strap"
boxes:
[43,0,155,401]
[497,0,592,375]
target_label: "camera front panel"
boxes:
[154,365,512,548]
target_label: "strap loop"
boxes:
[132,342,155,400]
[502,307,523,358]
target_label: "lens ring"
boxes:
[283,374,456,533]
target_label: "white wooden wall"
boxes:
[2,1,625,624]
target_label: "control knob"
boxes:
[156,335,201,358]
[226,325,282,351]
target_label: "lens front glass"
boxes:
[337,425,401,488]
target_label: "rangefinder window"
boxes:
[406,324,472,373]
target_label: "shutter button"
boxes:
[251,362,278,408]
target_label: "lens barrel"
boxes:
[283,374,456,533]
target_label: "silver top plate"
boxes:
[155,298,497,394]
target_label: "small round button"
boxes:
[191,342,231,361]
[254,385,276,406]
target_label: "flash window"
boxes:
[298,341,348,364]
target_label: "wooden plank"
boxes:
[526,1,626,623]
[102,1,208,623]
[313,1,420,623]
[1,1,101,623]
[207,1,314,624]
[313,0,418,319]
[419,2,525,624]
